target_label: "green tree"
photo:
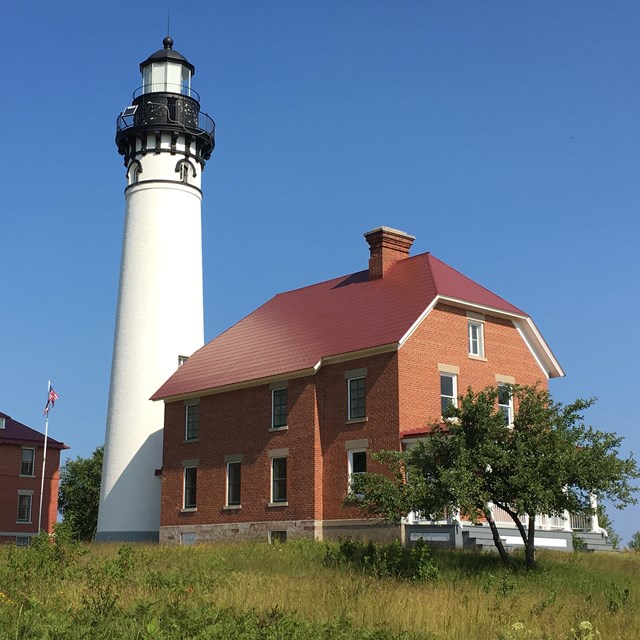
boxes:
[351,386,639,569]
[628,531,640,551]
[58,446,103,541]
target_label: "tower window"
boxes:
[176,160,196,184]
[127,161,142,186]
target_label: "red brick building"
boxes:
[152,227,564,545]
[0,412,68,545]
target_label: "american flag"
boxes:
[43,384,60,415]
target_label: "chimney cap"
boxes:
[363,226,416,241]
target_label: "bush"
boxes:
[325,537,438,582]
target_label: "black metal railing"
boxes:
[133,84,202,102]
[116,104,215,138]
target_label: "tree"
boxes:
[351,386,639,568]
[58,446,103,541]
[628,531,640,551]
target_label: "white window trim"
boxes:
[270,456,288,505]
[468,319,485,359]
[440,373,458,418]
[347,376,366,421]
[348,448,367,496]
[182,466,197,511]
[498,383,514,427]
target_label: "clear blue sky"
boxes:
[2,1,638,542]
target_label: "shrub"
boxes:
[325,537,438,582]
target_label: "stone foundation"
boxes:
[160,519,321,545]
[321,519,401,542]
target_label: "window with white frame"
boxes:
[17,493,32,523]
[183,466,197,509]
[16,536,30,547]
[20,448,35,476]
[440,373,458,416]
[348,449,367,494]
[498,384,513,426]
[227,461,241,506]
[348,377,366,420]
[272,388,287,429]
[468,319,485,358]
[271,457,287,503]
[185,403,199,441]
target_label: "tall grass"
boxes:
[0,533,638,639]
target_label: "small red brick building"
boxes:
[0,411,68,545]
[152,227,564,545]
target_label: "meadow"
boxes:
[0,534,638,639]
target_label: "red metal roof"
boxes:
[0,412,68,449]
[152,251,528,401]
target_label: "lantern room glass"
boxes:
[142,62,191,95]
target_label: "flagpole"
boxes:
[37,380,51,533]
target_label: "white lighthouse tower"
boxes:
[96,38,214,541]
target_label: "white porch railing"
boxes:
[489,504,567,530]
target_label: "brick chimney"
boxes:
[364,226,415,279]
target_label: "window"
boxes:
[440,374,458,415]
[348,377,366,420]
[21,448,35,476]
[272,388,287,429]
[185,403,199,441]
[269,530,287,543]
[0,416,5,429]
[271,457,287,503]
[468,320,485,358]
[348,449,367,494]
[16,536,30,547]
[227,462,241,506]
[183,467,197,509]
[17,494,32,523]
[178,355,189,366]
[127,161,141,186]
[498,384,513,426]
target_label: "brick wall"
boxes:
[161,376,321,530]
[398,303,547,431]
[0,443,62,543]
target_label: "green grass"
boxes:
[0,534,639,639]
